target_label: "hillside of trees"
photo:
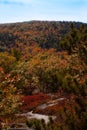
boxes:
[0,21,87,51]
[0,21,87,130]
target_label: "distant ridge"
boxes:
[0,21,87,52]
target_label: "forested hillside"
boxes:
[0,21,86,51]
[0,21,87,130]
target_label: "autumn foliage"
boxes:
[21,93,50,112]
[0,21,87,129]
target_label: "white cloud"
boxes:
[0,0,34,4]
[9,0,32,3]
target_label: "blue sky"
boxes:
[0,0,87,23]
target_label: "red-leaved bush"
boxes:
[20,93,50,112]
